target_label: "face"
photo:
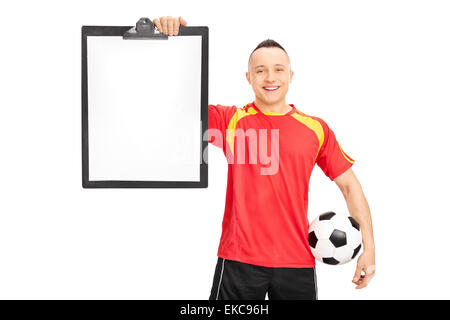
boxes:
[246,47,293,105]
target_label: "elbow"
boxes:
[340,181,361,199]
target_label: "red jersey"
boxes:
[208,101,355,268]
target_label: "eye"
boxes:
[257,70,263,73]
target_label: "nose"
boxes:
[265,70,276,82]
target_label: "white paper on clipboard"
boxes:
[87,36,202,181]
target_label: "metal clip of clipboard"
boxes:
[123,17,169,40]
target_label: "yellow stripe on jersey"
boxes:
[246,106,258,115]
[290,112,324,162]
[226,107,255,155]
[338,142,355,164]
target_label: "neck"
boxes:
[254,97,291,114]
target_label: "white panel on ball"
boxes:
[334,246,354,264]
[331,213,352,232]
[310,220,334,240]
[346,227,362,249]
[314,239,336,258]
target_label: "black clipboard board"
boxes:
[82,18,209,188]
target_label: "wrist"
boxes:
[363,244,375,253]
[362,236,375,252]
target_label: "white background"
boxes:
[1,0,449,300]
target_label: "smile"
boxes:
[263,86,280,92]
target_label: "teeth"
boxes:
[264,87,279,91]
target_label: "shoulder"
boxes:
[209,103,256,123]
[293,109,328,127]
[291,109,331,137]
[208,104,237,125]
[208,103,237,112]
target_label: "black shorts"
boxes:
[209,257,317,300]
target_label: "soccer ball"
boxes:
[308,211,362,265]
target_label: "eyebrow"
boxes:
[255,64,286,69]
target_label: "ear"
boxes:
[290,70,294,83]
[246,72,251,84]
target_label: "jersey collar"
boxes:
[248,101,296,116]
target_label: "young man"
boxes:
[154,16,376,300]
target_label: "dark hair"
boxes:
[251,39,287,55]
[248,39,289,68]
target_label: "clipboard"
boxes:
[82,18,209,188]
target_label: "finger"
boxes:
[356,282,367,289]
[356,269,375,289]
[360,265,375,282]
[179,16,188,26]
[353,265,363,283]
[161,16,168,34]
[354,274,364,285]
[153,18,163,33]
[167,17,174,36]
[364,272,375,284]
[174,18,180,35]
[366,265,376,276]
[356,275,371,289]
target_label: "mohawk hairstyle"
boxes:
[248,39,290,69]
[251,39,287,55]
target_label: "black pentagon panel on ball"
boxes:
[329,229,347,248]
[352,244,362,259]
[308,231,318,248]
[319,211,336,221]
[348,216,360,231]
[323,257,340,265]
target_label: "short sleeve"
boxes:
[208,104,237,151]
[315,118,355,181]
